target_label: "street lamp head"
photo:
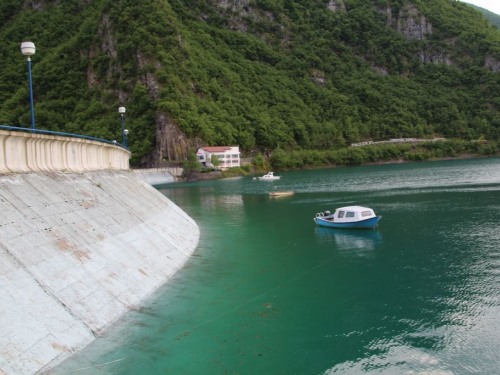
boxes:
[113,140,117,144]
[21,41,36,56]
[118,107,126,114]
[124,129,129,135]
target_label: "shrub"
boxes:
[270,148,290,170]
[183,148,202,173]
[222,166,250,177]
[252,153,265,168]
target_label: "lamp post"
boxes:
[123,129,129,148]
[21,41,36,130]
[118,106,126,145]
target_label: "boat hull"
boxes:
[314,216,382,229]
[258,177,280,181]
[269,191,294,196]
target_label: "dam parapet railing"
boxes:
[0,125,130,174]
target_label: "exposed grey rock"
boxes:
[217,0,251,12]
[371,66,389,75]
[484,56,500,72]
[419,50,452,65]
[396,3,432,40]
[327,0,346,13]
[147,112,205,166]
[311,69,327,84]
[98,14,117,59]
[22,0,49,10]
[137,53,160,101]
[216,0,276,33]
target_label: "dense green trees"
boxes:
[0,0,500,166]
[183,148,202,173]
[267,140,499,170]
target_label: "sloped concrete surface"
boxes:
[133,168,177,186]
[0,171,199,375]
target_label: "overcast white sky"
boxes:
[461,1,500,15]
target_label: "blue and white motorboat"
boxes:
[314,206,381,229]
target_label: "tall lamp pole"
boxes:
[124,129,129,148]
[118,107,126,145]
[21,41,36,130]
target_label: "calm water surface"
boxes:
[55,158,500,374]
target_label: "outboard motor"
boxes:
[315,210,332,218]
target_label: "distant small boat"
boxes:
[258,172,281,181]
[269,191,294,196]
[314,206,381,229]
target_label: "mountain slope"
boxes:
[1,0,500,166]
[465,3,500,28]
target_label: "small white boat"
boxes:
[258,172,281,181]
[314,206,381,229]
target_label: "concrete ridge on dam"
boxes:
[0,131,200,374]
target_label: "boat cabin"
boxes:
[332,206,376,223]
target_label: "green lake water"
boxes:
[55,158,500,374]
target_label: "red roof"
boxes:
[200,146,232,152]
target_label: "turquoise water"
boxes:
[55,158,500,374]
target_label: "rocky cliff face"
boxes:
[150,112,203,166]
[372,2,452,67]
[419,50,452,65]
[396,3,433,40]
[395,3,454,66]
[374,2,433,40]
[216,0,277,33]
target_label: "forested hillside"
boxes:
[1,0,500,166]
[466,3,500,28]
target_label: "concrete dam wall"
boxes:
[0,131,200,374]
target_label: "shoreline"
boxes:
[265,152,500,173]
[175,152,500,183]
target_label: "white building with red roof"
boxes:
[196,146,240,170]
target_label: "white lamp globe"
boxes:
[21,41,36,56]
[118,107,126,114]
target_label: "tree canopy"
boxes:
[1,0,500,165]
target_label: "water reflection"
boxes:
[200,193,244,210]
[315,227,383,253]
[323,343,452,374]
